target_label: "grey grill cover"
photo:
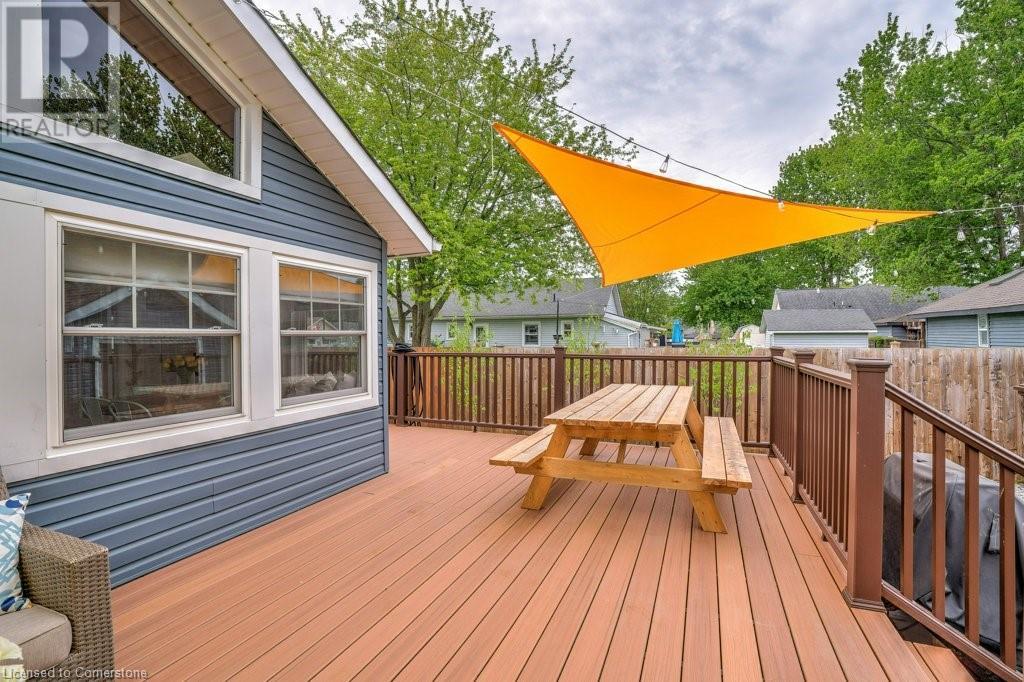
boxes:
[882,452,1022,665]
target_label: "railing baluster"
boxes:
[998,463,1016,666]
[932,426,946,621]
[964,446,980,643]
[901,407,915,599]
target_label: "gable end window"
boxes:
[18,0,261,196]
[977,314,990,347]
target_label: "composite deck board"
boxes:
[112,426,965,680]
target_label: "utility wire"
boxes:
[245,0,1023,226]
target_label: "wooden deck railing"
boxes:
[389,345,1020,677]
[388,348,772,447]
[770,350,1023,680]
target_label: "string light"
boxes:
[777,199,785,212]
[245,0,1024,229]
[956,227,966,242]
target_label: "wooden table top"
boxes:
[543,383,694,432]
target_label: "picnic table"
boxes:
[490,383,752,533]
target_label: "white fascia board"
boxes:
[199,1,438,257]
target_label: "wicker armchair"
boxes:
[0,476,114,675]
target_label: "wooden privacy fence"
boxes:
[770,349,1023,680]
[388,348,772,447]
[811,347,1024,461]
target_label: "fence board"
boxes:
[808,348,1024,468]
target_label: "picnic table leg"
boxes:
[670,432,726,533]
[579,438,599,457]
[616,441,628,463]
[521,426,572,510]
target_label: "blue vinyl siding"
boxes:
[990,312,1024,346]
[925,315,981,347]
[429,317,643,348]
[767,332,869,348]
[2,114,389,585]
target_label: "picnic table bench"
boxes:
[490,383,751,533]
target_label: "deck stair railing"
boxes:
[770,350,1023,680]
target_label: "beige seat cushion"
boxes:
[0,606,71,671]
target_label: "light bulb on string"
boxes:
[659,155,670,173]
[956,227,966,242]
[777,200,785,212]
[386,13,400,31]
[866,220,878,236]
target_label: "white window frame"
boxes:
[522,321,540,346]
[977,313,990,347]
[562,321,574,339]
[473,323,489,347]
[5,0,263,199]
[30,186,379,476]
[272,255,376,412]
[59,222,245,442]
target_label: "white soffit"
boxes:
[170,0,438,257]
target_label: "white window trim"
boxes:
[272,254,377,414]
[27,185,379,477]
[5,0,263,199]
[522,321,540,346]
[562,320,574,338]
[977,313,990,348]
[473,322,489,347]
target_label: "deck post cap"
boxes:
[846,357,891,372]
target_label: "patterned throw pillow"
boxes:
[0,495,31,613]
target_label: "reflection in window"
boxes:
[41,0,237,177]
[279,264,367,405]
[61,228,240,439]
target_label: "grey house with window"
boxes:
[907,267,1024,348]
[396,278,660,348]
[0,0,435,585]
[760,309,877,348]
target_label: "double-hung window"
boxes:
[279,263,368,405]
[523,322,540,346]
[61,227,240,440]
[977,314,990,347]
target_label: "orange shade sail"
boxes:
[494,123,936,285]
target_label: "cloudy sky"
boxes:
[259,0,961,192]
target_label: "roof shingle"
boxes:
[773,284,964,324]
[908,267,1024,317]
[761,308,876,333]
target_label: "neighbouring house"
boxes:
[760,309,877,348]
[395,278,661,348]
[734,323,766,347]
[772,284,964,341]
[907,267,1024,348]
[0,0,436,586]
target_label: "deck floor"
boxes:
[112,426,965,680]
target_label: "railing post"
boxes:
[395,350,407,427]
[791,349,817,503]
[553,346,567,411]
[767,347,785,457]
[844,357,891,611]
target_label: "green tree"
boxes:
[617,274,678,327]
[275,1,633,345]
[776,3,1024,289]
[159,94,234,177]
